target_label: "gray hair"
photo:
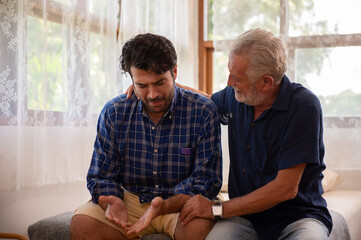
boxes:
[230,28,287,83]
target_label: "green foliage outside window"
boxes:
[27,16,68,112]
[208,0,360,117]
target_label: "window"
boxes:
[0,0,120,126]
[27,15,67,112]
[295,46,361,118]
[200,0,361,123]
[28,0,119,113]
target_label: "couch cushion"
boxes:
[142,234,172,239]
[27,211,171,240]
[28,212,72,240]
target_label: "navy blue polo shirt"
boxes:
[211,76,332,240]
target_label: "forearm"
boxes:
[159,194,192,215]
[223,181,291,218]
[223,163,306,218]
[176,83,211,98]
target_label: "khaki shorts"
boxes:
[74,191,178,239]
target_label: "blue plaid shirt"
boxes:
[87,86,222,204]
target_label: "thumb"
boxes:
[99,195,112,204]
[151,197,161,207]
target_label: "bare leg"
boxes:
[70,214,132,240]
[174,217,215,240]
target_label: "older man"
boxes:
[178,28,332,240]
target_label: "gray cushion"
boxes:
[328,210,351,240]
[27,211,171,240]
[142,234,172,240]
[28,212,72,240]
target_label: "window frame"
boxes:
[199,0,361,125]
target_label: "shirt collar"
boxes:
[270,75,292,111]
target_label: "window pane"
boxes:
[290,0,361,36]
[89,0,118,17]
[27,16,68,111]
[89,32,117,114]
[209,0,280,41]
[207,0,214,40]
[295,47,361,117]
[213,51,229,92]
[52,0,71,4]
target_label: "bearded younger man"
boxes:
[70,33,222,240]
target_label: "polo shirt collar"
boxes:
[270,75,292,111]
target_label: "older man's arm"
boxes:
[179,163,306,224]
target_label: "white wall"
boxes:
[0,181,90,237]
[0,126,93,237]
[0,127,94,190]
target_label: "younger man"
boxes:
[70,33,222,240]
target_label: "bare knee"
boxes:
[71,214,126,240]
[71,214,99,239]
[175,218,214,240]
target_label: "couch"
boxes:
[27,169,360,240]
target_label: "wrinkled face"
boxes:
[227,54,266,106]
[131,66,177,118]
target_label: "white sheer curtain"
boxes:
[119,0,198,88]
[0,0,197,190]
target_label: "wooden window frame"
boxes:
[198,0,214,94]
[198,0,361,126]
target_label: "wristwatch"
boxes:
[212,202,223,219]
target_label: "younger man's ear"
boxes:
[172,65,178,80]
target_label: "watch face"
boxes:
[212,204,222,216]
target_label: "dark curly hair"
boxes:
[119,33,177,77]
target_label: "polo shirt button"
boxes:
[250,122,256,127]
[155,184,159,188]
[242,169,246,173]
[152,126,155,130]
[246,145,250,150]
[154,149,158,153]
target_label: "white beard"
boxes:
[233,86,266,106]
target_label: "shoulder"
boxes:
[291,83,321,108]
[211,86,236,103]
[101,93,138,117]
[286,83,323,121]
[211,86,242,113]
[177,86,218,111]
